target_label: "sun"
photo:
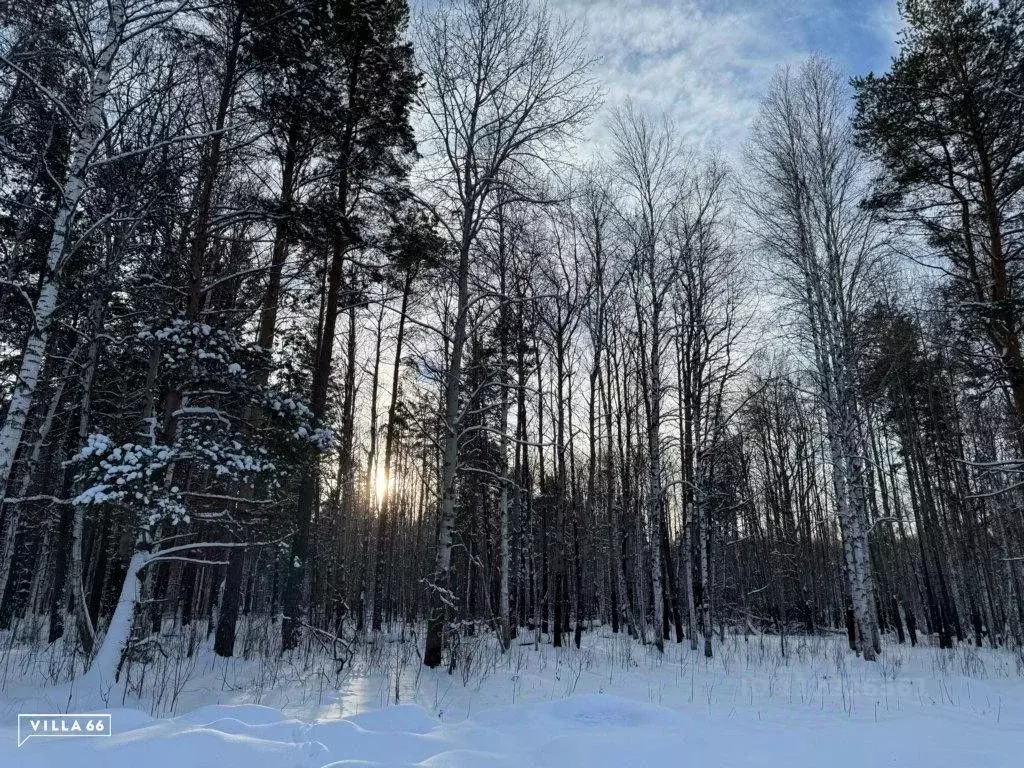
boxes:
[374,465,392,505]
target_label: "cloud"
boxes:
[553,0,900,158]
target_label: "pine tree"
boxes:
[854,0,1024,447]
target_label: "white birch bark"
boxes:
[423,226,469,666]
[810,253,880,660]
[684,505,699,651]
[647,324,665,652]
[0,1,126,503]
[71,306,103,652]
[83,539,238,689]
[497,384,512,649]
[744,60,884,660]
[0,344,79,610]
[79,549,146,695]
[697,471,713,657]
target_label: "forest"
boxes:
[1,0,1023,710]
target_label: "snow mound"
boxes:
[97,707,156,732]
[417,748,519,767]
[344,704,437,734]
[174,703,287,726]
[181,716,311,741]
[308,719,446,764]
[9,719,323,768]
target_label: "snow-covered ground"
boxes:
[1,629,1021,766]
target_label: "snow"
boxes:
[1,631,1021,766]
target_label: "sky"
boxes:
[553,0,903,155]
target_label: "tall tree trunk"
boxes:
[0,342,79,617]
[50,300,102,644]
[646,303,665,652]
[364,302,384,632]
[0,0,126,503]
[282,232,347,651]
[423,206,473,667]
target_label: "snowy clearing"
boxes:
[1,631,1021,767]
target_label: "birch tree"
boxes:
[671,158,746,657]
[0,0,188,503]
[416,0,596,668]
[744,58,884,660]
[611,103,685,652]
